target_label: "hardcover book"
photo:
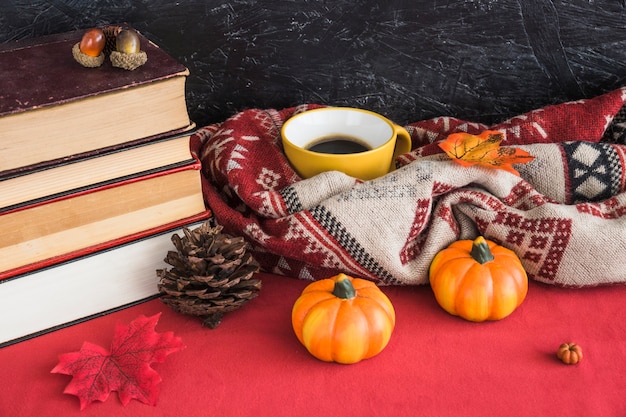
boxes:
[0,128,196,210]
[0,218,210,347]
[0,159,207,279]
[0,26,191,175]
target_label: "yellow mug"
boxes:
[281,107,412,180]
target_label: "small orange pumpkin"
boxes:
[429,236,528,322]
[291,273,395,364]
[557,343,583,365]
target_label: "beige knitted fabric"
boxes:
[195,88,626,287]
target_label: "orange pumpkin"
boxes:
[429,236,528,322]
[557,343,583,365]
[291,273,395,364]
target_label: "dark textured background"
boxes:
[1,0,626,128]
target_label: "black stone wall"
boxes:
[2,0,626,127]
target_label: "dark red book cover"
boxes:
[0,25,189,117]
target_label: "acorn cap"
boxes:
[109,50,148,71]
[71,43,104,68]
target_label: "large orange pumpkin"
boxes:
[429,236,528,322]
[291,273,395,364]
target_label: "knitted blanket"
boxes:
[194,87,626,287]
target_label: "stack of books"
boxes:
[0,27,210,346]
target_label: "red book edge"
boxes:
[0,210,211,281]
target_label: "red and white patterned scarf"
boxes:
[194,87,626,287]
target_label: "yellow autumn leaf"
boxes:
[438,130,534,176]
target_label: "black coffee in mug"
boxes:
[305,135,371,154]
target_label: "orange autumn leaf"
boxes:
[438,130,534,176]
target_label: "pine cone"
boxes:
[101,24,122,55]
[157,221,261,328]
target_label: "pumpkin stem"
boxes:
[470,236,495,264]
[332,274,357,299]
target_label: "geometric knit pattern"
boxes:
[280,186,302,214]
[601,103,626,144]
[561,141,623,203]
[309,205,399,285]
[194,87,626,288]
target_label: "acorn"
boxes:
[116,28,141,54]
[80,28,106,57]
[110,28,147,70]
[72,28,106,68]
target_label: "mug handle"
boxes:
[390,125,412,171]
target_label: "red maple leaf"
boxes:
[51,313,185,410]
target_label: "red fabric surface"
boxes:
[1,272,625,416]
